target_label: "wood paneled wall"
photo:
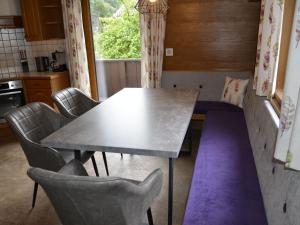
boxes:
[163,0,261,72]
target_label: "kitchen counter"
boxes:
[0,71,70,142]
[0,70,70,108]
[0,71,69,82]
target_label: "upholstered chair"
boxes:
[5,102,99,208]
[51,88,99,119]
[52,87,122,176]
[28,159,163,225]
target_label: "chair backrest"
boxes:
[27,161,163,225]
[6,102,64,142]
[5,102,66,171]
[52,88,99,119]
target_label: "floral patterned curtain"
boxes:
[274,2,300,171]
[61,0,91,95]
[253,0,283,97]
[140,9,167,88]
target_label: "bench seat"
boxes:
[194,101,243,114]
[183,111,267,225]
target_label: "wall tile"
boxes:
[0,28,66,79]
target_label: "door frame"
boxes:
[81,0,98,100]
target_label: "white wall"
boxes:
[162,71,251,101]
[0,0,21,16]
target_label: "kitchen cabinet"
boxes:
[23,71,70,108]
[20,0,65,41]
[0,123,15,141]
[0,16,23,29]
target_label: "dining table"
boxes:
[42,87,199,225]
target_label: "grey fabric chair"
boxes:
[52,87,122,176]
[28,159,163,225]
[5,102,99,208]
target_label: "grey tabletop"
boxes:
[42,88,199,158]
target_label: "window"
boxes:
[89,0,141,59]
[83,0,142,100]
[272,0,296,113]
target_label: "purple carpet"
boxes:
[183,111,268,225]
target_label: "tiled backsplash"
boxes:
[0,28,66,80]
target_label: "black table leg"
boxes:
[74,150,81,161]
[147,208,154,225]
[168,158,174,225]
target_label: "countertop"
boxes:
[0,71,69,82]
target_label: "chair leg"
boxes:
[32,182,38,208]
[188,125,193,154]
[91,155,99,177]
[147,208,154,225]
[102,152,109,176]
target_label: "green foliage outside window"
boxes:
[91,0,141,59]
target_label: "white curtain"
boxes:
[61,0,91,95]
[140,12,167,88]
[253,0,283,97]
[274,1,300,170]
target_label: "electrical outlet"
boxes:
[166,48,173,56]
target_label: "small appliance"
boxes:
[35,56,50,72]
[51,51,67,72]
[20,50,29,72]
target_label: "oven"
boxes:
[0,80,25,123]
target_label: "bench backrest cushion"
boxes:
[243,78,300,225]
[194,101,243,114]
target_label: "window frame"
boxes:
[81,0,98,100]
[271,0,296,114]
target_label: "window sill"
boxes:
[265,100,280,129]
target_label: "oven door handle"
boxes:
[0,91,22,96]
